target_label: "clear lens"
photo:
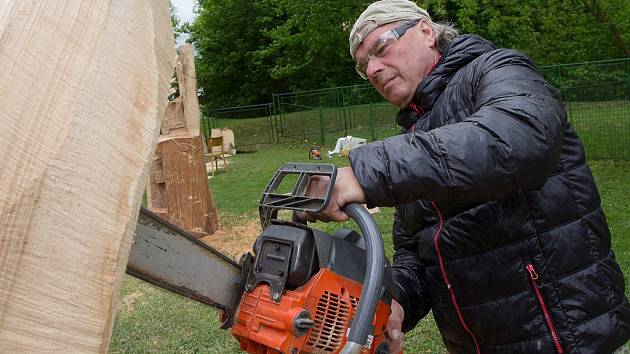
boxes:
[355,34,396,79]
[354,21,417,80]
[355,62,368,80]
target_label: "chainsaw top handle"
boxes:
[258,162,337,229]
[259,163,385,353]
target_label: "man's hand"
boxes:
[300,166,366,222]
[387,299,404,353]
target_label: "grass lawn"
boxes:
[110,147,630,353]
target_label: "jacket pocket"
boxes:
[526,263,564,353]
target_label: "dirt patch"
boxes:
[119,289,146,314]
[200,219,262,259]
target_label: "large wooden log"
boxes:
[147,99,220,236]
[0,1,175,352]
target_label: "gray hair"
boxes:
[429,21,459,53]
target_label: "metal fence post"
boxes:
[319,105,325,147]
[266,103,273,144]
[334,87,343,134]
[271,93,277,143]
[369,103,376,142]
[273,93,286,139]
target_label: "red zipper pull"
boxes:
[526,263,564,353]
[526,264,538,281]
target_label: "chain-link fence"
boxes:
[271,85,399,147]
[202,58,630,159]
[201,104,274,152]
[540,59,630,159]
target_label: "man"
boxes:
[303,0,630,353]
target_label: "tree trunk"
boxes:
[0,1,175,352]
[582,0,630,56]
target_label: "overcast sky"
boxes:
[172,0,196,24]
[172,0,196,45]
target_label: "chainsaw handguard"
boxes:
[341,203,386,353]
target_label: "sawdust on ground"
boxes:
[199,219,262,260]
[118,285,157,314]
[119,290,144,314]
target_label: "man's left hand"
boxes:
[300,166,366,222]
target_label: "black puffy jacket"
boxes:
[349,35,630,353]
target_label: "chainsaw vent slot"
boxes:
[305,291,351,352]
[350,296,359,310]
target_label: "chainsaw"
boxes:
[127,163,398,354]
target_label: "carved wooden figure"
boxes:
[146,44,220,237]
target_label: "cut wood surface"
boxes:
[147,44,220,236]
[0,1,175,353]
[175,44,201,138]
[155,136,219,236]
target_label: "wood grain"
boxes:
[0,1,175,352]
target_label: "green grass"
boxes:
[590,160,630,290]
[566,101,630,160]
[110,149,630,353]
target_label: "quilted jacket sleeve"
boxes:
[348,50,565,207]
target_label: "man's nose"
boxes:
[366,58,385,79]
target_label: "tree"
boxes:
[419,0,628,64]
[187,0,287,109]
[187,0,370,108]
[580,0,630,56]
[170,1,182,42]
[259,0,366,91]
[187,0,629,108]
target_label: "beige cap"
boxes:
[349,0,431,59]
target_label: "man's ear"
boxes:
[420,19,435,47]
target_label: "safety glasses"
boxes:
[355,19,420,80]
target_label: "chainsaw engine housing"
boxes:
[231,221,395,354]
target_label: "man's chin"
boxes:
[383,92,411,108]
[380,84,412,107]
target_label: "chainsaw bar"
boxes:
[127,208,243,315]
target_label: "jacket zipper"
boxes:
[432,202,481,354]
[526,263,564,353]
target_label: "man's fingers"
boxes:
[387,328,403,353]
[389,328,402,342]
[295,211,316,223]
[386,300,404,353]
[388,300,404,329]
[296,210,349,223]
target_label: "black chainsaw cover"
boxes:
[249,220,396,298]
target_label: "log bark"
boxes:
[155,136,218,236]
[0,1,175,352]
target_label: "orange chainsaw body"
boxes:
[232,268,391,354]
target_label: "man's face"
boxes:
[354,20,438,108]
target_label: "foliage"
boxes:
[257,0,365,91]
[420,0,630,65]
[185,0,630,108]
[187,0,289,108]
[169,1,184,42]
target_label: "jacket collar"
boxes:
[396,34,496,130]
